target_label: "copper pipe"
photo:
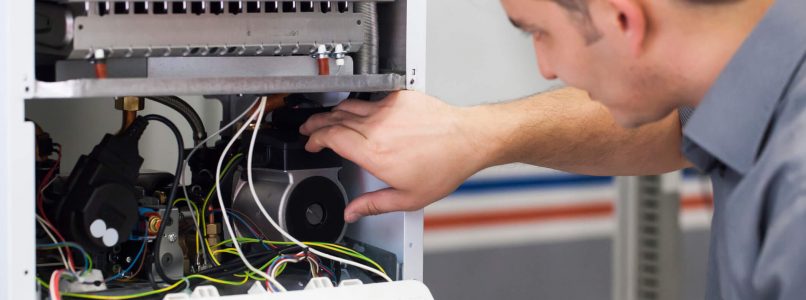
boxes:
[122,110,137,132]
[317,57,330,76]
[115,96,144,134]
[95,63,108,79]
[245,94,290,116]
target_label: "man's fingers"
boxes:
[305,124,374,169]
[344,188,410,223]
[334,99,379,116]
[300,110,365,136]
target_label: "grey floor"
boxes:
[424,229,710,300]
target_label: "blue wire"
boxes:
[104,236,148,282]
[212,210,270,250]
[37,242,91,272]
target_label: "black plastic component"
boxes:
[53,119,149,250]
[284,176,346,242]
[244,107,341,171]
[36,132,54,159]
[137,171,175,196]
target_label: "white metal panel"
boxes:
[0,0,37,299]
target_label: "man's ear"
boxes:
[605,0,647,56]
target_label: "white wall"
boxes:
[425,0,558,106]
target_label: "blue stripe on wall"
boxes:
[453,169,704,195]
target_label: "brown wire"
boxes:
[118,239,149,282]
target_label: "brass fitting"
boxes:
[147,215,162,236]
[154,191,167,204]
[115,96,145,133]
[115,96,145,111]
[206,223,222,260]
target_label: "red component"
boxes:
[95,63,108,79]
[317,58,330,76]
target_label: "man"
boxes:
[302,0,806,298]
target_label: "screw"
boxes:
[125,256,133,263]
[167,233,178,243]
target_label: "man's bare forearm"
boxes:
[464,87,690,176]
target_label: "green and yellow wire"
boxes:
[212,238,387,276]
[201,153,244,266]
[37,274,248,300]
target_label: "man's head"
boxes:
[501,0,771,128]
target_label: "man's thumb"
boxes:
[344,188,406,223]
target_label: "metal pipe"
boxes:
[355,2,378,74]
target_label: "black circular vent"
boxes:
[284,176,346,242]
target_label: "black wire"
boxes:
[142,114,184,283]
[145,96,207,145]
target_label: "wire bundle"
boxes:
[37,95,391,299]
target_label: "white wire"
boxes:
[213,97,287,292]
[41,177,58,193]
[245,99,393,283]
[181,97,260,265]
[36,215,72,273]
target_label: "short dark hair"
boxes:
[551,0,742,45]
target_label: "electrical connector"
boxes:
[331,43,347,67]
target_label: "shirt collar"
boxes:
[682,0,806,174]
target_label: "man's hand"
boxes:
[301,87,690,223]
[300,91,490,223]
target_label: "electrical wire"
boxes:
[181,97,260,203]
[141,114,185,283]
[50,269,63,300]
[35,146,75,271]
[37,273,249,300]
[105,231,149,282]
[36,242,93,273]
[212,210,269,250]
[200,153,245,267]
[180,97,259,266]
[213,96,287,292]
[173,198,202,259]
[36,215,71,273]
[119,237,149,282]
[212,238,387,276]
[243,100,393,283]
[145,96,207,145]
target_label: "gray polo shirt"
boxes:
[680,0,806,298]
